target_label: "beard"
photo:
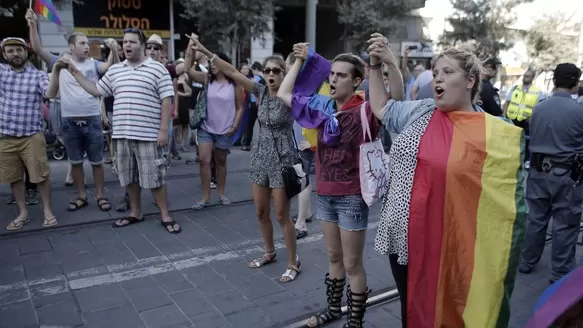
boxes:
[8,57,25,68]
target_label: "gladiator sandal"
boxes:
[306,273,345,327]
[343,286,371,328]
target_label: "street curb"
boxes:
[0,188,319,238]
[0,168,251,196]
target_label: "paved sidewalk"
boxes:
[0,150,260,236]
[0,194,580,328]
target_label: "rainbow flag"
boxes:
[301,82,330,147]
[407,111,527,327]
[34,0,61,25]
[527,267,583,327]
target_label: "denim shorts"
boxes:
[317,195,369,231]
[61,115,104,165]
[197,128,232,151]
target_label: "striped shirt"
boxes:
[96,58,174,141]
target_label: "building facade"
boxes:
[39,0,428,65]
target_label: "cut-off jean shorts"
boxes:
[317,194,369,231]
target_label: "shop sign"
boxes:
[73,0,171,38]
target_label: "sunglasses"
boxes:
[146,45,160,51]
[123,28,146,41]
[263,67,282,75]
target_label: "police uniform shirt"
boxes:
[479,79,503,116]
[528,91,583,162]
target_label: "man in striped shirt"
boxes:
[54,28,181,233]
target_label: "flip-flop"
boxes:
[296,229,308,239]
[43,217,58,228]
[161,220,182,234]
[218,196,231,205]
[111,216,143,228]
[6,217,30,231]
[191,201,211,210]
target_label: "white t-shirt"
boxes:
[51,56,102,117]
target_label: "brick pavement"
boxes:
[0,193,581,328]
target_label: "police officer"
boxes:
[503,69,546,166]
[478,58,503,116]
[519,63,583,284]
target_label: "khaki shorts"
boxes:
[114,139,166,189]
[0,132,50,184]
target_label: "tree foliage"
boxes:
[336,0,412,52]
[525,13,579,71]
[180,0,275,51]
[440,0,534,59]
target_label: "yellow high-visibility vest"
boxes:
[506,84,541,121]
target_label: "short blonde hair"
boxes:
[434,47,485,104]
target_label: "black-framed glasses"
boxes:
[146,45,160,51]
[123,28,146,41]
[264,67,282,75]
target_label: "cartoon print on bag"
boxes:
[365,146,389,198]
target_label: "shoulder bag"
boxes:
[266,111,309,199]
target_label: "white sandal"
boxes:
[280,256,302,283]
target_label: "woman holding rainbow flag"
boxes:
[366,34,527,327]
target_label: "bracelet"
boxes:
[69,68,79,76]
[210,54,217,63]
[369,64,382,69]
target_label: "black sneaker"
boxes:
[26,189,39,205]
[115,197,130,212]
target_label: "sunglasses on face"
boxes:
[146,46,160,51]
[263,67,282,75]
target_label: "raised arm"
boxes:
[368,33,404,120]
[183,41,207,84]
[26,9,53,67]
[278,44,332,129]
[278,58,302,107]
[401,49,411,81]
[186,34,254,92]
[60,58,111,97]
[97,39,120,74]
[46,65,61,99]
[233,84,244,130]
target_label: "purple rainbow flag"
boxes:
[526,266,583,327]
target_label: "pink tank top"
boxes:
[201,81,236,135]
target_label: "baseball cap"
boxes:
[1,37,26,49]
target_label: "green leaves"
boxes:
[525,14,579,71]
[180,0,275,46]
[440,0,534,59]
[336,0,412,52]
